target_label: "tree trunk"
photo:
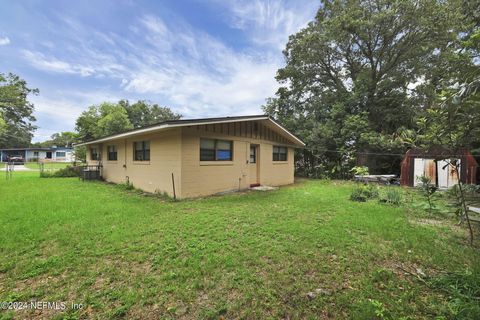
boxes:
[453,162,474,245]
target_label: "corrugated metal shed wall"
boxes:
[400,147,478,187]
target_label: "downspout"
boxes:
[124,139,128,184]
[123,139,127,169]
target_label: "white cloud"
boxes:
[30,90,125,142]
[122,14,285,116]
[0,36,10,45]
[30,96,85,142]
[214,0,317,49]
[22,50,95,76]
[22,46,128,78]
[33,128,58,142]
[17,2,318,141]
[140,15,168,36]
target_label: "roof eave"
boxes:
[74,116,305,147]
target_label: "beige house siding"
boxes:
[85,119,297,199]
[87,128,182,197]
[258,144,294,186]
[180,123,294,198]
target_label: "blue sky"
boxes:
[0,0,318,142]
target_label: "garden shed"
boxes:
[400,147,478,188]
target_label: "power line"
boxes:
[302,147,480,157]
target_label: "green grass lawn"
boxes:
[24,162,72,170]
[0,173,479,319]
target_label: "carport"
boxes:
[0,149,27,162]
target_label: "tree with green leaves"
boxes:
[75,105,101,141]
[75,100,181,141]
[415,86,479,244]
[413,8,480,244]
[264,0,467,178]
[119,100,181,128]
[0,72,38,148]
[75,103,133,140]
[0,114,6,136]
[95,103,133,137]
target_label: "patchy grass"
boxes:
[24,162,73,170]
[0,174,478,319]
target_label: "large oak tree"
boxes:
[264,0,471,177]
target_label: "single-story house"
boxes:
[0,147,74,162]
[400,147,478,188]
[77,115,305,198]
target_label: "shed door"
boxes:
[437,160,449,188]
[413,158,425,186]
[448,160,460,187]
[413,158,436,186]
[437,159,460,188]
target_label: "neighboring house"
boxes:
[0,147,75,162]
[400,147,478,188]
[77,115,305,198]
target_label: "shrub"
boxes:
[350,166,369,176]
[40,166,78,178]
[350,184,379,202]
[350,187,368,202]
[417,175,439,213]
[364,184,379,199]
[379,187,402,206]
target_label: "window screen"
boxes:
[200,138,232,161]
[273,146,287,161]
[108,145,117,161]
[250,146,256,163]
[91,147,99,160]
[134,141,150,161]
